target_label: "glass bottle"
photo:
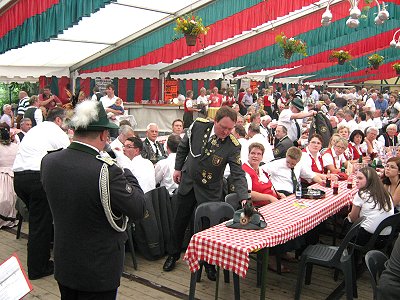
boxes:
[326,170,331,188]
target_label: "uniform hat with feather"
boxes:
[71,100,119,131]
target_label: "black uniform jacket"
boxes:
[41,142,145,292]
[175,118,248,203]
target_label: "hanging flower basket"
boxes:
[284,50,293,59]
[184,34,197,46]
[392,63,400,75]
[174,14,209,47]
[329,50,351,65]
[368,54,384,70]
[371,63,380,70]
[275,33,307,60]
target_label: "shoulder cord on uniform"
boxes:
[99,163,128,232]
[188,122,202,158]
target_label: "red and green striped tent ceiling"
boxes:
[1,0,400,83]
[77,0,400,83]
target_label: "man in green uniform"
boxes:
[163,106,248,280]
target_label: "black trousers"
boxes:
[169,189,197,257]
[14,171,53,278]
[58,283,117,300]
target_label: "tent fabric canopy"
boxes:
[0,0,400,84]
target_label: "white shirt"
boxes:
[13,121,70,171]
[247,134,274,163]
[358,121,368,133]
[197,95,209,106]
[322,147,346,169]
[154,153,178,195]
[14,131,27,145]
[278,108,298,142]
[373,117,383,130]
[346,119,358,133]
[116,152,155,194]
[0,114,12,127]
[110,137,124,150]
[244,162,270,190]
[300,148,323,174]
[238,137,249,164]
[311,90,319,102]
[100,95,119,108]
[263,158,315,193]
[353,192,394,234]
[365,98,376,112]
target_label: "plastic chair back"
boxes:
[353,212,400,254]
[332,216,365,263]
[365,250,388,300]
[225,193,241,210]
[194,202,235,233]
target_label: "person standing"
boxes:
[183,90,199,128]
[24,95,43,127]
[16,91,30,128]
[13,108,70,280]
[41,100,145,299]
[155,134,181,195]
[163,106,248,279]
[38,85,62,111]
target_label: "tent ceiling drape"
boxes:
[0,0,399,84]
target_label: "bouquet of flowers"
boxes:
[174,14,210,46]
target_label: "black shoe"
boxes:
[204,264,217,281]
[29,260,54,280]
[163,256,178,272]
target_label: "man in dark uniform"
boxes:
[163,106,248,279]
[41,100,145,299]
[273,124,293,159]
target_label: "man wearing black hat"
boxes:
[278,97,316,142]
[41,100,146,299]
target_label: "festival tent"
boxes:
[1,0,399,99]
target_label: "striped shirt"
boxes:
[17,96,30,115]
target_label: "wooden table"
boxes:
[184,181,357,299]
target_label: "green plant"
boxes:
[392,62,400,71]
[368,54,384,66]
[174,14,209,36]
[329,50,352,61]
[275,33,307,57]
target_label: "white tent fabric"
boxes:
[0,0,212,80]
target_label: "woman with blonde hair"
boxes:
[322,135,348,173]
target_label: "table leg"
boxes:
[260,248,269,300]
[233,273,240,300]
[189,271,198,300]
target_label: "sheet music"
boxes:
[0,255,32,300]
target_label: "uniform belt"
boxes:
[15,170,40,175]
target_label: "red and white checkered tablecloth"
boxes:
[184,181,357,278]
